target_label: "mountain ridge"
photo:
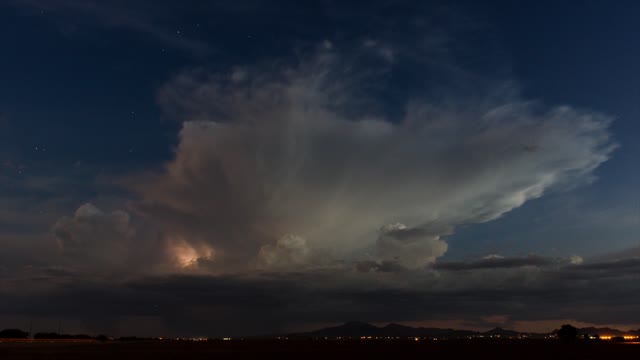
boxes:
[287,322,640,339]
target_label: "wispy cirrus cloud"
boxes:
[10,0,210,54]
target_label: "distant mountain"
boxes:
[287,322,640,339]
[380,323,419,337]
[304,321,380,337]
[381,324,461,338]
[483,327,521,337]
[290,322,503,339]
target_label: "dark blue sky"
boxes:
[2,0,640,335]
[3,0,638,253]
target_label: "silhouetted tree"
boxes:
[0,329,29,338]
[558,324,578,343]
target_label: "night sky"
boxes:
[2,0,640,337]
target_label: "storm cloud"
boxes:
[3,253,640,336]
[433,254,560,271]
[120,49,616,272]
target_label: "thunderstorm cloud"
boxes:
[117,50,616,272]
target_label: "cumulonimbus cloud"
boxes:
[118,48,616,272]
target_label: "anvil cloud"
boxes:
[111,50,616,273]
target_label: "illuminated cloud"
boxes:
[121,49,616,271]
[166,236,215,269]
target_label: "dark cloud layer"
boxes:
[3,253,640,336]
[433,255,558,271]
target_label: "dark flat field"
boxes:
[2,340,639,360]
